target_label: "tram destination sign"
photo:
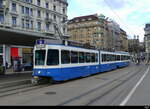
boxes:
[36,39,46,49]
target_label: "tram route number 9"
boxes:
[36,40,45,49]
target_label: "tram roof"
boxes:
[35,39,130,55]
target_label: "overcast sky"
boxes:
[67,0,150,42]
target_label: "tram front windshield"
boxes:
[35,50,46,66]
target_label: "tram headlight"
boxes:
[38,71,41,74]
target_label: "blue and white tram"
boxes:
[32,41,130,83]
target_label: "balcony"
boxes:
[42,30,55,35]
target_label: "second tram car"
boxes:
[32,40,130,83]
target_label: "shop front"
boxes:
[0,45,5,74]
[4,45,33,72]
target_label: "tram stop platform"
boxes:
[0,70,32,84]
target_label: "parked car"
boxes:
[21,63,33,71]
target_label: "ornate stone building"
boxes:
[68,14,128,52]
[0,0,68,71]
[67,14,108,50]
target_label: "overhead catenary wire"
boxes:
[103,0,139,36]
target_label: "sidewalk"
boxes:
[0,71,32,84]
[5,70,33,75]
[4,68,33,75]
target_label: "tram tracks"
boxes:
[0,79,51,98]
[58,65,147,106]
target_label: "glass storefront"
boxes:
[22,48,33,64]
[0,45,3,53]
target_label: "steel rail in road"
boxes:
[0,82,51,98]
[57,65,147,106]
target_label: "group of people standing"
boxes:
[132,56,150,65]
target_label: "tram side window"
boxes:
[71,51,78,64]
[35,50,46,65]
[86,53,91,63]
[121,55,123,60]
[117,55,121,61]
[113,55,116,61]
[47,49,59,65]
[102,54,107,62]
[91,53,96,63]
[96,53,98,62]
[79,52,85,63]
[106,54,110,62]
[61,50,70,64]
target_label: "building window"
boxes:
[0,14,4,23]
[22,19,25,28]
[46,2,49,9]
[25,7,30,15]
[12,16,17,26]
[46,23,49,31]
[12,3,17,12]
[37,22,41,31]
[37,10,41,18]
[31,21,33,29]
[0,0,3,8]
[63,27,66,34]
[26,20,30,29]
[54,15,56,21]
[53,5,56,11]
[22,6,24,14]
[37,0,41,6]
[30,8,33,16]
[46,12,49,19]
[63,8,65,14]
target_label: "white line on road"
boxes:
[120,66,150,106]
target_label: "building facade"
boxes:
[120,29,128,52]
[68,14,109,50]
[128,36,140,57]
[144,23,150,60]
[0,0,68,71]
[68,14,128,52]
[0,0,68,36]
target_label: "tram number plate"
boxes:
[36,40,45,48]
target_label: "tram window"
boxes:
[102,54,106,62]
[86,53,91,63]
[61,50,70,64]
[79,52,85,63]
[102,54,104,62]
[71,51,78,64]
[121,55,123,60]
[96,53,98,62]
[117,55,120,61]
[35,50,46,65]
[109,54,112,61]
[124,56,126,60]
[47,49,59,65]
[112,55,116,61]
[106,54,110,62]
[91,53,96,63]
